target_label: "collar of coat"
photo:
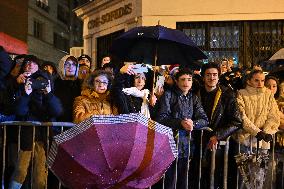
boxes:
[81,88,110,99]
[173,85,192,97]
[245,85,266,94]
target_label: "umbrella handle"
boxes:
[256,139,260,159]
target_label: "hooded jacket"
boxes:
[54,55,81,122]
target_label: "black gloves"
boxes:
[255,131,273,142]
[264,133,273,142]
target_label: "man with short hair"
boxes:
[156,68,208,189]
[199,62,242,188]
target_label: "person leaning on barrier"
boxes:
[234,69,279,149]
[73,70,118,124]
[234,69,280,187]
[9,55,63,189]
[197,62,243,189]
[155,68,208,189]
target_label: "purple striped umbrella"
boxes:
[47,113,177,189]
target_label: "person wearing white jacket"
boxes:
[235,69,280,150]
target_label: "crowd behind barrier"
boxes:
[1,122,284,189]
[0,46,283,188]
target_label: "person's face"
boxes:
[64,59,77,77]
[44,65,54,75]
[101,57,111,67]
[175,74,192,95]
[253,65,262,71]
[134,73,146,90]
[248,73,265,88]
[165,75,175,86]
[79,58,91,68]
[204,68,219,88]
[24,61,39,74]
[78,65,90,80]
[265,79,278,95]
[11,57,25,77]
[280,84,284,96]
[220,61,228,73]
[93,75,109,94]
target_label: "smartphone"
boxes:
[132,64,148,73]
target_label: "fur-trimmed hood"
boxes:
[58,55,79,80]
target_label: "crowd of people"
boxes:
[0,44,284,189]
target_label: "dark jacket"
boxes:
[111,73,143,114]
[15,87,63,122]
[54,79,81,122]
[156,86,208,131]
[199,85,242,140]
[14,76,63,150]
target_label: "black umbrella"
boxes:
[110,25,207,67]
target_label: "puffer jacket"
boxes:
[199,85,243,140]
[156,86,208,158]
[235,85,280,149]
[156,86,208,130]
[73,89,118,124]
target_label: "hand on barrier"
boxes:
[263,133,273,142]
[255,131,266,141]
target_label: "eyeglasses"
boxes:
[94,80,108,86]
[64,61,77,68]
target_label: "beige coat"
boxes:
[235,85,280,149]
[73,89,118,124]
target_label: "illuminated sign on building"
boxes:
[88,3,132,29]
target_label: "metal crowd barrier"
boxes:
[0,121,75,189]
[1,122,283,189]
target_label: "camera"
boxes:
[28,72,49,90]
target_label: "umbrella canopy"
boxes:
[47,113,177,189]
[110,25,207,67]
[269,48,284,60]
[235,152,270,189]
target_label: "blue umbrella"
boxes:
[110,25,207,67]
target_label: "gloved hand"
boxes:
[43,80,51,94]
[255,131,266,141]
[24,78,33,95]
[264,133,273,142]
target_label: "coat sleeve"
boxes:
[237,91,261,136]
[45,92,63,118]
[73,96,94,124]
[192,95,209,129]
[15,93,30,117]
[155,91,183,130]
[214,92,243,140]
[111,73,131,114]
[262,94,280,134]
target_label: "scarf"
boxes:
[122,87,150,118]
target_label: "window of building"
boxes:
[54,33,69,52]
[33,20,43,40]
[36,0,49,12]
[177,20,284,68]
[57,4,69,24]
